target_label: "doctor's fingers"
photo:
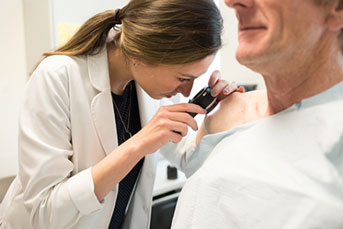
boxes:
[210,78,229,98]
[143,119,187,144]
[166,111,199,131]
[215,81,239,101]
[162,103,205,115]
[151,110,196,133]
[155,105,200,131]
[168,120,189,141]
[208,71,235,99]
[208,70,221,87]
[208,71,240,100]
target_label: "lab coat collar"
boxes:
[87,47,111,92]
[88,47,117,155]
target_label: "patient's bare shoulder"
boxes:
[204,90,268,134]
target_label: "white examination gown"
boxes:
[172,83,343,229]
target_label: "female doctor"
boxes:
[0,0,234,228]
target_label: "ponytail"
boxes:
[44,10,118,57]
[32,10,118,72]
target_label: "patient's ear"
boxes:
[326,0,343,31]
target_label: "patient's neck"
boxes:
[262,52,342,114]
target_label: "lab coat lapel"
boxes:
[88,48,118,156]
[135,83,159,167]
[135,84,160,127]
[136,83,160,172]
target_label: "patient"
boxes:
[172,0,343,228]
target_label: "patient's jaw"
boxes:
[196,90,269,144]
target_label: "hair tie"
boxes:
[114,9,122,24]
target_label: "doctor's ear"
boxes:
[129,60,139,68]
[129,58,143,67]
[326,0,343,31]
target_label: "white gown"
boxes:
[172,83,343,229]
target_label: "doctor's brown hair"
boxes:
[40,0,222,66]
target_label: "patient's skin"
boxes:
[196,90,270,144]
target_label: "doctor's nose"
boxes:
[176,81,194,97]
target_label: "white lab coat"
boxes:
[0,47,201,229]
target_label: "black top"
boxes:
[109,81,144,229]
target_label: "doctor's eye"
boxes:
[178,78,191,82]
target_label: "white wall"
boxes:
[52,0,128,26]
[0,0,27,178]
[23,0,130,75]
[219,1,265,89]
[22,0,53,75]
[51,0,129,48]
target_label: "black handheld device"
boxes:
[188,86,218,117]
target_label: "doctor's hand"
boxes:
[128,103,205,156]
[92,103,203,202]
[208,70,244,101]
